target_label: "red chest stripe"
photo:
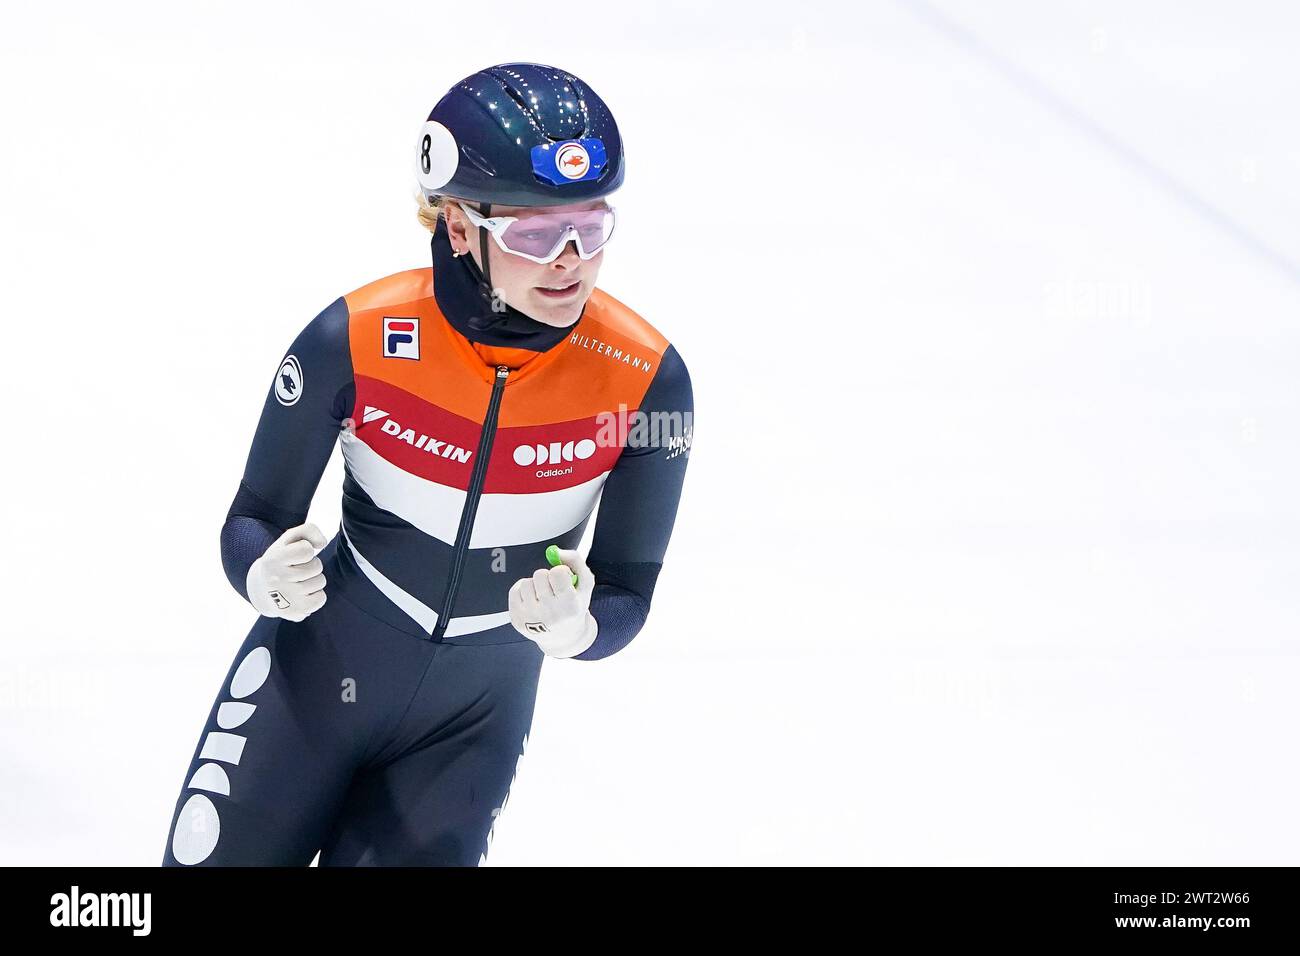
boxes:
[488,415,626,493]
[353,374,633,493]
[352,376,483,490]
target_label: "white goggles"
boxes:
[457,202,617,264]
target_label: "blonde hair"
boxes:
[415,191,455,235]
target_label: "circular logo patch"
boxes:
[554,142,590,180]
[274,354,303,406]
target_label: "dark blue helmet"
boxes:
[415,62,625,209]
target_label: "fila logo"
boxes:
[360,406,471,463]
[512,439,597,467]
[383,317,419,360]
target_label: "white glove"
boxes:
[246,523,329,621]
[508,547,598,658]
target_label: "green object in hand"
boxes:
[545,544,579,587]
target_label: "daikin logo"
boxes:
[50,886,151,936]
[361,406,472,463]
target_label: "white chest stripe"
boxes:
[468,473,609,547]
[343,525,439,633]
[342,431,463,544]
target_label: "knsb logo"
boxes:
[49,886,151,936]
[383,317,420,360]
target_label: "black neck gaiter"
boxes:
[430,214,575,353]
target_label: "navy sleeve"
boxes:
[577,343,693,660]
[220,297,355,601]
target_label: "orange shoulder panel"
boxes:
[494,287,670,427]
[342,268,432,314]
[344,268,497,421]
[340,269,673,426]
[581,287,671,356]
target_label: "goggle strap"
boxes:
[478,200,492,289]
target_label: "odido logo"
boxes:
[513,439,597,468]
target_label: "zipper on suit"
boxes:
[431,365,510,642]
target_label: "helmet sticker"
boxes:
[530,137,608,186]
[555,142,590,179]
[415,120,459,193]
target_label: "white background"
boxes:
[1,0,1297,865]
